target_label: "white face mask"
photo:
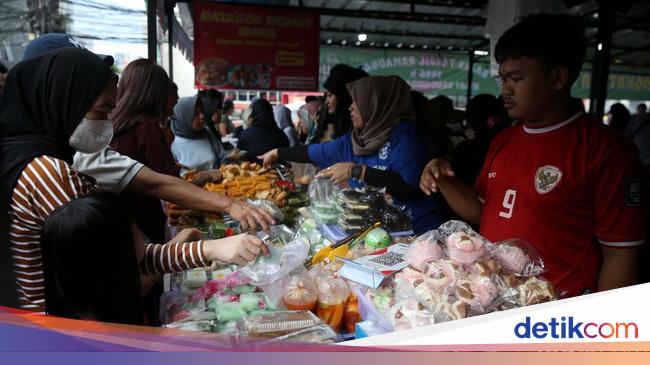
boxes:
[68,118,114,153]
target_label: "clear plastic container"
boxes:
[273,324,339,343]
[241,310,322,338]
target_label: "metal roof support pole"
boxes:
[147,0,157,62]
[467,49,475,106]
[166,0,174,81]
[589,1,614,120]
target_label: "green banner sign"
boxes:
[319,46,650,102]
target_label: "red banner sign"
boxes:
[193,2,320,91]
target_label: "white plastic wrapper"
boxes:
[453,273,502,315]
[239,239,310,306]
[406,230,445,271]
[247,199,284,223]
[384,298,436,332]
[440,223,490,265]
[308,177,340,206]
[239,239,309,286]
[492,239,547,277]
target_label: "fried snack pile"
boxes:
[204,162,289,207]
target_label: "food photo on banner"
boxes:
[0,0,649,362]
[194,1,320,91]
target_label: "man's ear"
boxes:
[552,65,570,91]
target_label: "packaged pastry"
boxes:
[241,310,322,338]
[447,231,487,265]
[469,258,503,277]
[214,302,247,322]
[272,324,339,344]
[454,274,500,314]
[240,293,269,312]
[517,277,556,306]
[386,298,436,332]
[423,260,462,291]
[406,231,444,271]
[493,239,545,277]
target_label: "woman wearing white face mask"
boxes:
[0,48,269,312]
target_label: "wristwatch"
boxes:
[351,164,363,180]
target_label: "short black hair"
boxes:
[41,193,144,325]
[0,62,7,74]
[638,103,647,111]
[495,13,587,86]
[223,99,234,112]
[305,95,319,103]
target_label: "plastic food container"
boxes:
[241,310,322,338]
[272,324,340,343]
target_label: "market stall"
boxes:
[159,162,557,344]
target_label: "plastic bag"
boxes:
[453,273,501,315]
[406,230,445,271]
[282,271,318,311]
[353,286,394,334]
[380,204,412,232]
[291,163,319,187]
[239,239,309,307]
[438,221,490,265]
[256,224,296,247]
[422,259,462,293]
[308,177,340,205]
[514,276,557,307]
[492,239,547,277]
[247,199,284,223]
[239,239,309,285]
[384,298,436,332]
[315,273,349,331]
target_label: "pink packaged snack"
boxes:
[493,239,546,277]
[447,232,487,265]
[423,260,462,291]
[429,294,469,322]
[455,274,499,313]
[469,258,503,277]
[516,276,556,306]
[386,298,436,331]
[406,232,444,271]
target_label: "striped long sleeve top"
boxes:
[9,156,209,311]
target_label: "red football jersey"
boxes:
[475,113,645,297]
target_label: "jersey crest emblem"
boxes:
[379,142,390,160]
[535,165,562,194]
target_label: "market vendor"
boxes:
[171,96,226,175]
[237,99,290,163]
[420,14,645,297]
[260,75,445,234]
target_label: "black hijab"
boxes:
[250,99,281,130]
[0,48,114,307]
[323,64,368,138]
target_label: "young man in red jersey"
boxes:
[420,14,645,297]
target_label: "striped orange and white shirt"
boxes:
[9,156,209,311]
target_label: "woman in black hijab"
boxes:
[237,99,289,163]
[322,64,369,138]
[0,48,116,308]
